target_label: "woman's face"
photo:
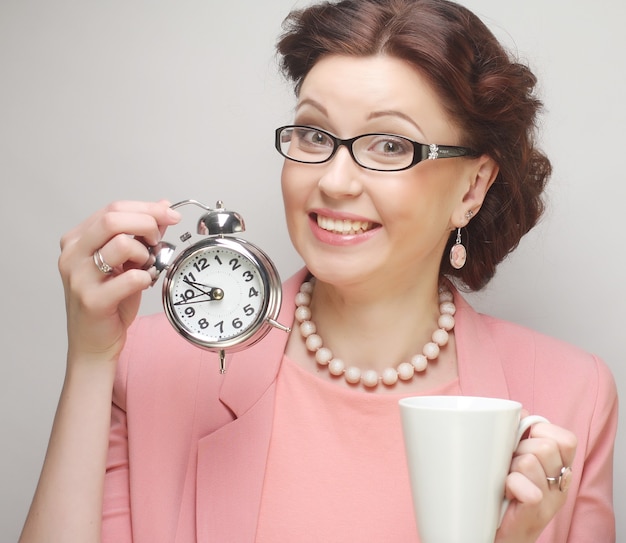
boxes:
[281,54,492,289]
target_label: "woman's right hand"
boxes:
[58,200,181,365]
[19,200,181,543]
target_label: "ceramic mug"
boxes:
[399,395,548,543]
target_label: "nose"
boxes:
[317,146,364,199]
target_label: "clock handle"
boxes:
[169,199,246,237]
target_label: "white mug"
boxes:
[399,395,548,543]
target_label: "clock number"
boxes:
[242,270,254,282]
[232,317,243,329]
[193,258,209,273]
[184,307,195,318]
[214,321,224,334]
[229,258,241,271]
[179,289,196,302]
[248,286,259,297]
[198,318,209,329]
[214,255,223,265]
[183,272,196,283]
[243,304,255,317]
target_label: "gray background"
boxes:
[1,0,624,540]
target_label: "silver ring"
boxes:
[546,466,573,492]
[93,248,113,274]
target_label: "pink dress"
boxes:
[256,355,461,542]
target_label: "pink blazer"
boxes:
[104,269,617,542]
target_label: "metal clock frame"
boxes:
[162,236,285,351]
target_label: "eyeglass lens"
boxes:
[278,126,417,171]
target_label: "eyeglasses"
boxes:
[275,125,479,172]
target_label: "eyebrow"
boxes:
[295,98,327,115]
[295,98,425,135]
[367,110,424,135]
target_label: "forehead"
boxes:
[296,55,459,141]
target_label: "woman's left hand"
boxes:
[496,420,577,543]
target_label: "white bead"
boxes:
[300,281,314,294]
[438,289,454,303]
[362,370,379,388]
[423,342,440,360]
[295,292,311,307]
[438,313,455,331]
[299,321,316,338]
[432,328,449,346]
[328,358,345,376]
[440,301,456,315]
[397,362,415,381]
[295,305,311,322]
[345,366,361,384]
[315,347,333,365]
[305,333,323,351]
[382,367,398,386]
[411,354,428,372]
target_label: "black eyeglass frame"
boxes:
[274,125,480,172]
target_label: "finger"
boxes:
[86,209,176,251]
[61,200,180,252]
[514,435,564,486]
[59,205,177,285]
[529,423,577,467]
[505,470,542,505]
[81,268,154,314]
[511,451,553,495]
[94,235,153,275]
[500,471,560,543]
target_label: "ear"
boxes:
[451,154,499,227]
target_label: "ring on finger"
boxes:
[93,248,114,275]
[546,466,573,492]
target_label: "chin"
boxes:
[301,254,380,287]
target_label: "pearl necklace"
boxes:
[295,279,457,389]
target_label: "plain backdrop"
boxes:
[1,0,624,540]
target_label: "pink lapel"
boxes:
[187,269,306,542]
[452,288,511,399]
[123,317,226,543]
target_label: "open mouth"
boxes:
[313,213,378,235]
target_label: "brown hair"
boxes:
[277,0,551,291]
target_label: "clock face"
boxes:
[163,238,272,349]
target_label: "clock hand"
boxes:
[182,278,225,301]
[173,297,221,307]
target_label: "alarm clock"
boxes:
[147,199,290,373]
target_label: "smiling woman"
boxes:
[277,6,550,291]
[16,1,617,542]
[279,54,496,296]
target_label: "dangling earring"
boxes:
[449,210,473,270]
[449,228,466,270]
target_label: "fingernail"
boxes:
[167,208,181,221]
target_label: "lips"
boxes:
[315,214,375,236]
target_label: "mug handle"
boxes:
[498,415,550,526]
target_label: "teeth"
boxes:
[316,215,371,234]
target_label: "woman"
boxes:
[20,0,617,542]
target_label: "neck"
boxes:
[308,275,447,373]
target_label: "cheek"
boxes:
[280,163,307,225]
[380,167,465,230]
